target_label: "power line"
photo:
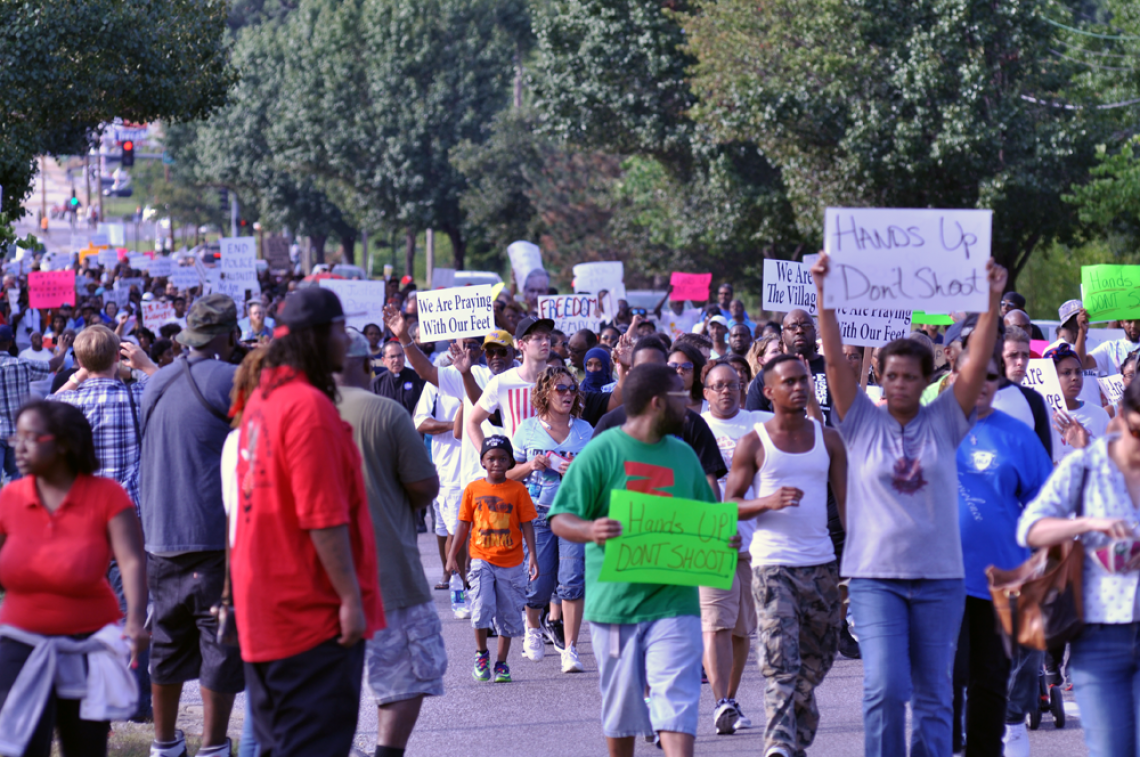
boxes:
[1050,48,1139,71]
[1021,93,1140,110]
[1042,16,1140,41]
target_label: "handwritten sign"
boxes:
[1081,265,1140,321]
[669,272,712,302]
[416,284,496,341]
[219,237,260,308]
[142,301,175,331]
[264,235,291,273]
[169,267,201,292]
[148,257,173,278]
[573,261,625,319]
[28,271,76,309]
[537,294,600,335]
[317,279,388,332]
[507,241,544,289]
[1099,375,1126,406]
[822,208,992,313]
[598,490,737,590]
[1021,358,1064,413]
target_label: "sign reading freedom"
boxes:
[599,490,737,590]
[1081,265,1140,321]
[822,208,992,313]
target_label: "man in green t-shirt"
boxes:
[550,363,722,757]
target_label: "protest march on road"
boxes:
[1,215,1140,757]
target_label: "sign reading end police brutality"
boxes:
[822,208,993,313]
[598,490,737,590]
[416,284,496,342]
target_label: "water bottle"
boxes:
[449,573,466,614]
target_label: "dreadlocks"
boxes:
[262,323,339,403]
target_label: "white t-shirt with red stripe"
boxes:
[477,367,538,441]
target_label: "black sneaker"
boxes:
[543,617,566,651]
[838,620,861,660]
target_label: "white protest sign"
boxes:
[317,279,388,332]
[1099,375,1126,406]
[822,208,992,313]
[431,268,456,289]
[128,253,150,272]
[104,289,131,310]
[7,289,19,312]
[170,267,201,292]
[70,234,87,253]
[142,301,175,331]
[507,241,544,288]
[41,252,72,271]
[538,294,601,335]
[1080,368,1103,408]
[573,261,626,320]
[416,284,496,341]
[89,232,110,247]
[219,237,260,307]
[763,258,819,314]
[1021,359,1065,413]
[116,277,144,293]
[97,223,125,247]
[148,257,173,278]
[98,249,119,268]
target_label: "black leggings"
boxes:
[0,637,109,757]
[953,596,1011,757]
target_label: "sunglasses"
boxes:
[484,346,509,357]
[553,384,578,394]
[985,372,1001,382]
[708,382,741,393]
[668,361,694,373]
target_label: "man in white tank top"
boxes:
[724,355,848,757]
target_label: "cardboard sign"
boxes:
[598,490,738,590]
[1021,359,1065,413]
[537,294,600,335]
[507,241,544,289]
[170,267,201,292]
[28,271,76,309]
[416,284,496,341]
[317,279,388,332]
[822,208,992,313]
[142,301,175,331]
[573,261,626,319]
[1099,375,1126,406]
[148,257,174,278]
[669,272,712,302]
[219,237,260,308]
[264,235,291,272]
[763,258,819,314]
[1082,265,1140,322]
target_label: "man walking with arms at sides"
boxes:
[413,368,464,591]
[336,332,445,757]
[140,295,244,757]
[724,355,847,757]
[550,364,730,757]
[232,289,384,755]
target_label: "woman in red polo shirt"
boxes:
[0,400,148,757]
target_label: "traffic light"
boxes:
[69,189,79,210]
[121,140,135,167]
[219,188,229,216]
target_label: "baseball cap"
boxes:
[176,293,239,348]
[484,329,514,348]
[1001,292,1027,309]
[480,434,515,464]
[275,288,345,337]
[514,316,554,343]
[0,325,13,343]
[345,329,370,359]
[1058,299,1082,326]
[708,315,729,328]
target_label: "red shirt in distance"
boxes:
[0,474,131,635]
[232,366,385,663]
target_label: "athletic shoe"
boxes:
[714,698,740,735]
[1001,723,1030,757]
[764,746,793,757]
[730,699,752,729]
[543,617,566,651]
[196,740,233,757]
[523,627,546,661]
[149,730,188,757]
[838,619,861,659]
[494,661,512,683]
[472,651,491,682]
[453,605,471,620]
[561,642,584,673]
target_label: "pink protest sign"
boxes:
[28,270,76,309]
[670,272,712,301]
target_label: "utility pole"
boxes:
[97,151,104,224]
[230,194,238,239]
[40,156,46,220]
[426,228,434,288]
[84,154,91,215]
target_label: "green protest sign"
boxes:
[912,311,954,326]
[598,490,737,590]
[1082,265,1140,321]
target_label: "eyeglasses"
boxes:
[784,321,814,332]
[708,382,741,393]
[553,384,578,394]
[668,361,694,373]
[7,433,54,448]
[484,347,509,357]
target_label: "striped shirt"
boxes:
[476,367,538,441]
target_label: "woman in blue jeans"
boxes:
[1018,377,1140,757]
[811,253,1007,756]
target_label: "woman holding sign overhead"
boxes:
[810,251,1007,757]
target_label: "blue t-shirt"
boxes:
[957,410,1052,599]
[511,417,593,509]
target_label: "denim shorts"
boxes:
[365,601,448,705]
[589,615,702,738]
[468,560,527,638]
[526,515,586,609]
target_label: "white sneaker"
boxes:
[561,642,584,673]
[1002,722,1030,757]
[730,699,752,729]
[149,730,188,757]
[522,627,545,661]
[453,604,471,620]
[714,698,740,735]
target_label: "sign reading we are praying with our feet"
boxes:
[598,490,738,590]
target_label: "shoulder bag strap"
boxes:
[180,357,230,424]
[125,381,142,446]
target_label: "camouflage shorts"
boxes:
[752,561,841,755]
[365,601,448,705]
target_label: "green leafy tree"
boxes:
[0,0,234,219]
[1065,136,1140,240]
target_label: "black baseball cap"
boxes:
[276,288,345,337]
[480,434,515,464]
[514,315,554,343]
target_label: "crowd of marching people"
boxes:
[0,246,1137,757]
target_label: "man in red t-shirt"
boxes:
[232,288,384,756]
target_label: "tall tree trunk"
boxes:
[338,229,357,266]
[312,234,327,265]
[447,227,466,271]
[405,227,416,279]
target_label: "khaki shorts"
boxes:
[699,554,757,636]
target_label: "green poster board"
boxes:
[912,311,954,326]
[1082,265,1140,321]
[598,489,738,590]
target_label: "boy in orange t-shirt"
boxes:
[447,435,538,683]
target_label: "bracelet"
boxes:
[401,342,413,349]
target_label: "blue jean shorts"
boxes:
[365,601,448,705]
[468,560,527,638]
[589,615,702,738]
